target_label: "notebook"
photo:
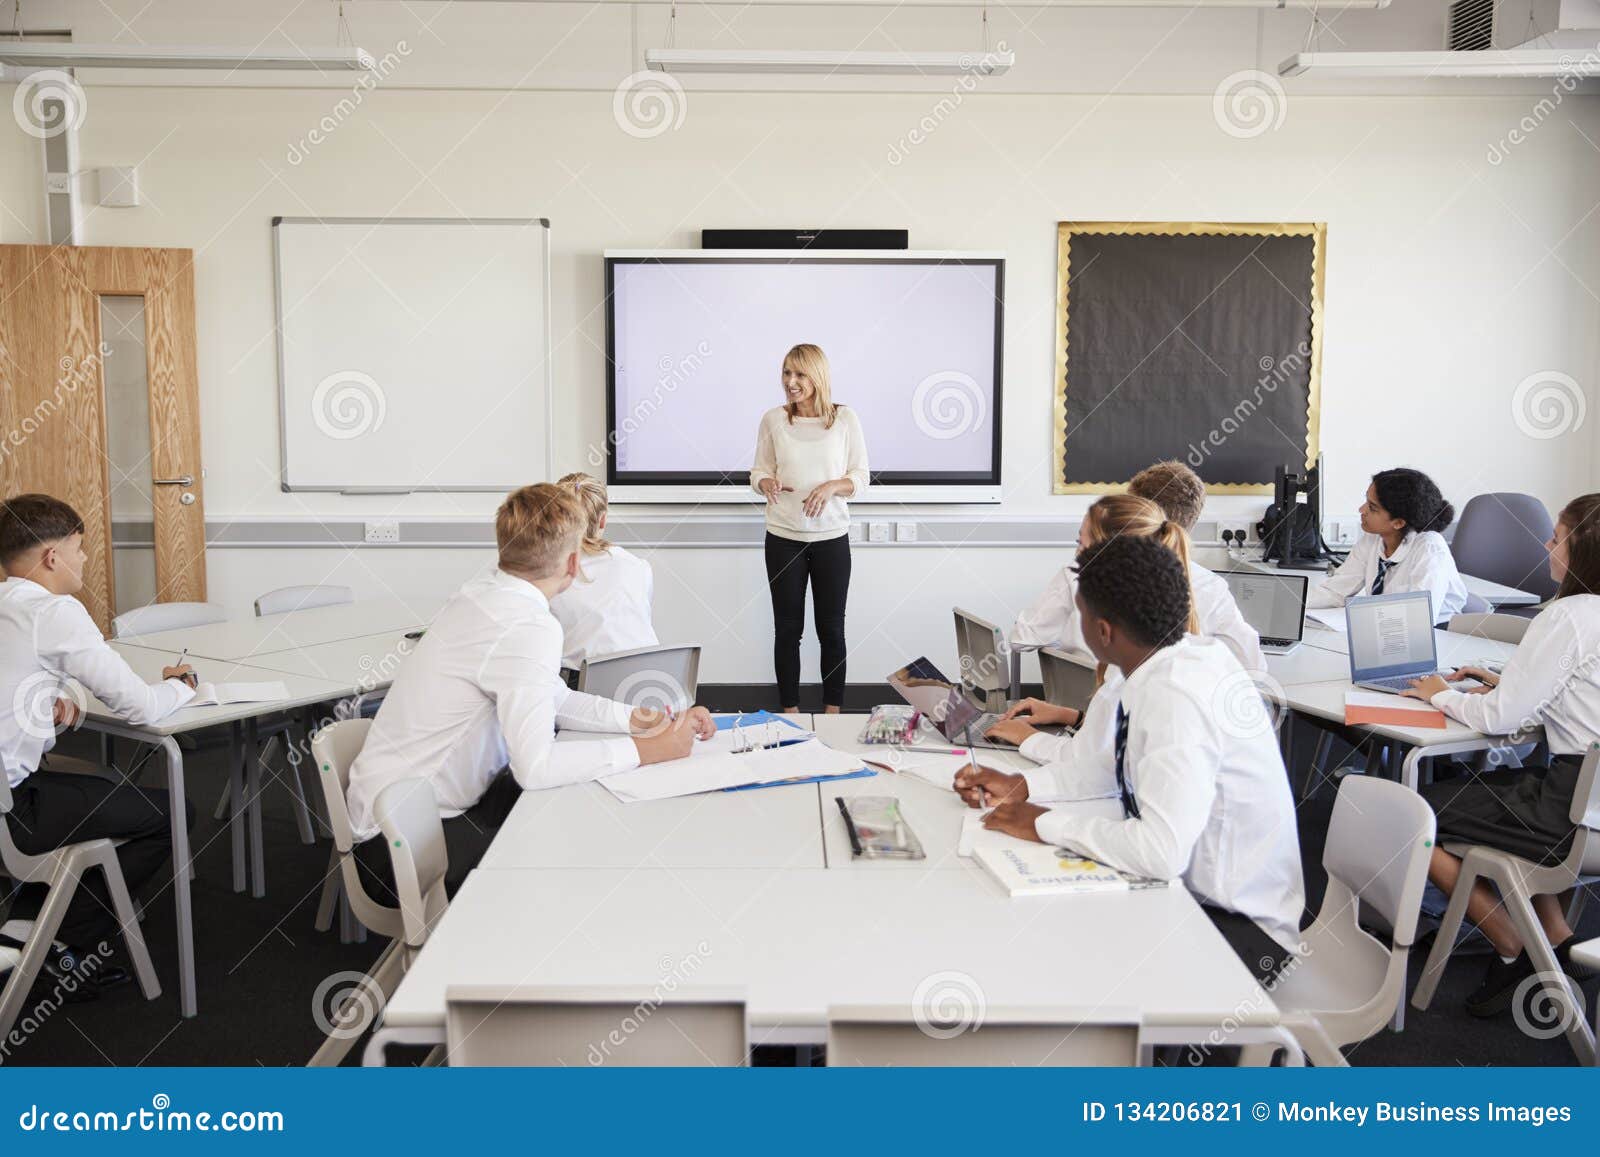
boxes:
[182,681,290,708]
[1343,690,1447,729]
[973,840,1134,897]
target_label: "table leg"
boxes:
[247,717,266,900]
[229,723,247,894]
[157,736,197,1019]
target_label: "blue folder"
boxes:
[712,711,877,793]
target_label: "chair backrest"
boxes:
[577,644,700,704]
[1322,775,1436,947]
[1039,647,1098,712]
[255,584,354,617]
[1449,493,1558,600]
[827,1006,1140,1066]
[110,601,228,639]
[309,719,372,855]
[1446,612,1531,645]
[445,986,747,1066]
[373,778,449,951]
[1567,744,1600,877]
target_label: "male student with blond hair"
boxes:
[347,482,716,897]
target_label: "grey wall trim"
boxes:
[113,515,1250,549]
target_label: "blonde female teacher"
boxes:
[749,344,869,714]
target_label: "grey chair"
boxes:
[1411,744,1600,1065]
[1446,612,1533,645]
[254,585,354,617]
[577,644,700,704]
[0,775,161,1040]
[1242,776,1435,1065]
[109,601,228,639]
[1570,938,1600,1066]
[1449,493,1558,603]
[445,987,747,1066]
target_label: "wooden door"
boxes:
[0,245,207,633]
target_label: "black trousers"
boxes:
[353,769,521,908]
[4,769,193,948]
[1203,904,1293,985]
[764,532,852,709]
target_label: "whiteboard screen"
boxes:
[605,254,1003,486]
[275,217,550,491]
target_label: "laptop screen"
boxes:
[1219,571,1307,643]
[886,657,982,742]
[1347,591,1437,678]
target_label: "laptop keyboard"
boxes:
[1363,673,1440,692]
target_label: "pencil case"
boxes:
[835,795,926,860]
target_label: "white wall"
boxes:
[4,1,1599,684]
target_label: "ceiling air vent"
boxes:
[1446,0,1496,50]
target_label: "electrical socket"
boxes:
[868,521,891,543]
[895,521,918,543]
[1218,521,1250,545]
[364,519,400,544]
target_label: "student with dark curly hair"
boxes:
[1309,467,1468,623]
[1402,492,1600,1016]
[957,535,1305,979]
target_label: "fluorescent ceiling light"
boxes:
[646,47,1014,75]
[1280,49,1600,78]
[0,42,374,71]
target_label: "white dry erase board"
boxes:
[273,217,552,492]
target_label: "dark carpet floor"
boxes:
[2,723,1594,1067]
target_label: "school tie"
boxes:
[1114,704,1140,820]
[1370,557,1395,596]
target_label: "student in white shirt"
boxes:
[0,494,195,986]
[957,534,1306,978]
[548,472,657,677]
[990,491,1263,752]
[750,343,870,714]
[1309,467,1468,623]
[347,483,716,901]
[1402,492,1600,1016]
[1011,460,1265,675]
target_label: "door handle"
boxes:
[152,475,194,486]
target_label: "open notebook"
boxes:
[181,681,290,709]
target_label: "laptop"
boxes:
[1218,570,1308,655]
[886,656,1059,751]
[1345,589,1446,694]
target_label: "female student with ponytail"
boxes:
[1309,467,1469,622]
[548,472,658,674]
[1403,493,1600,1016]
[986,493,1208,754]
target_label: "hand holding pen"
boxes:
[163,647,197,689]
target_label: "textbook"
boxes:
[973,838,1163,897]
[181,681,291,708]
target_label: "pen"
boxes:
[173,647,196,688]
[835,796,864,856]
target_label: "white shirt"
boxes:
[749,405,869,543]
[548,545,657,670]
[1021,637,1306,950]
[1309,529,1468,622]
[1012,560,1267,674]
[345,567,640,841]
[0,577,194,787]
[1428,594,1600,755]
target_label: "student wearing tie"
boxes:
[956,534,1306,979]
[1402,492,1600,1016]
[548,472,658,682]
[1309,467,1468,622]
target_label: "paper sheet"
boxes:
[182,681,290,708]
[600,738,867,803]
[1305,607,1347,633]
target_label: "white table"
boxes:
[79,646,349,1017]
[112,598,432,662]
[371,866,1289,1060]
[226,629,420,689]
[1206,549,1541,608]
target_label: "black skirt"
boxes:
[1418,753,1582,867]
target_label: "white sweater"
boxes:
[749,405,870,543]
